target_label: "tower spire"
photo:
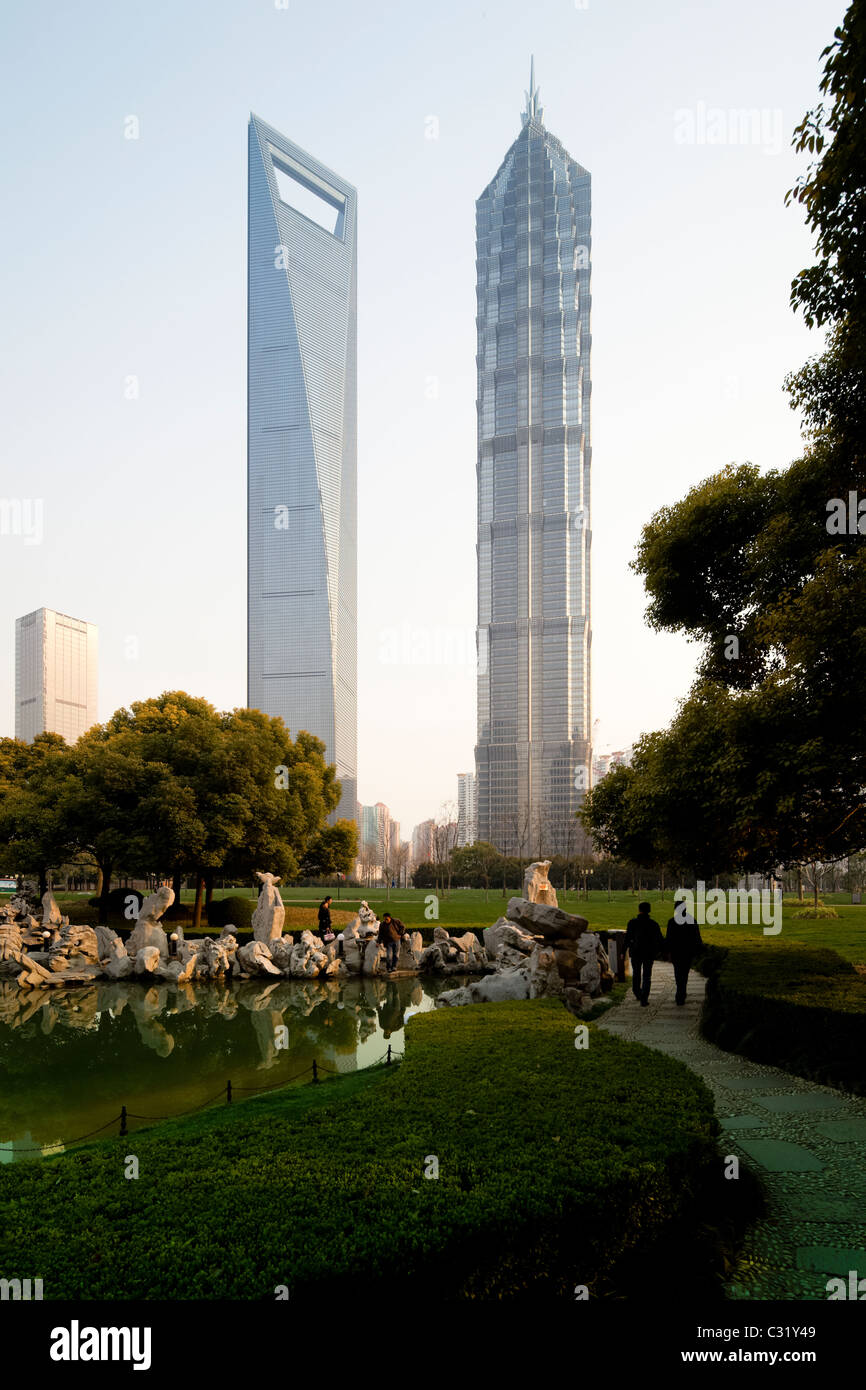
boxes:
[521,55,543,126]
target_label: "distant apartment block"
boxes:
[411,819,436,867]
[15,608,98,744]
[457,772,477,847]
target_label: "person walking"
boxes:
[666,897,704,1005]
[377,912,405,972]
[625,901,664,1006]
[318,896,333,939]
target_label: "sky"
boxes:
[0,0,843,834]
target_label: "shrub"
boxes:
[699,942,866,1092]
[206,895,255,932]
[86,886,143,917]
[0,998,725,1300]
[791,906,839,919]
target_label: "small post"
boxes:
[226,1080,232,1104]
[312,1059,318,1084]
[386,1044,392,1066]
[119,1105,127,1137]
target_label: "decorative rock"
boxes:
[523,860,558,907]
[505,897,588,941]
[134,946,162,975]
[436,969,530,1007]
[126,886,173,962]
[236,940,280,977]
[41,890,63,927]
[102,937,134,980]
[363,940,384,975]
[419,944,445,972]
[268,938,295,973]
[197,936,234,979]
[251,871,286,943]
[527,943,564,998]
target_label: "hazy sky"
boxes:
[0,0,841,833]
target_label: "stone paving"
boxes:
[596,962,866,1300]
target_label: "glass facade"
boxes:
[474,74,592,854]
[247,115,358,822]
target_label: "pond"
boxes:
[0,974,466,1161]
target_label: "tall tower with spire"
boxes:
[474,62,592,856]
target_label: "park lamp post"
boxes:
[170,932,178,958]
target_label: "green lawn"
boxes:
[8,886,866,963]
[0,998,728,1300]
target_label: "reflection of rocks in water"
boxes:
[249,1009,284,1067]
[410,983,423,1008]
[128,985,175,1057]
[237,980,282,1012]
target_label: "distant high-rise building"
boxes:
[410,819,436,867]
[247,114,358,823]
[15,608,98,744]
[475,62,592,854]
[456,772,477,847]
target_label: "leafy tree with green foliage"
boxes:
[622,2,866,876]
[0,734,75,894]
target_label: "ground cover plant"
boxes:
[0,998,730,1301]
[698,940,866,1092]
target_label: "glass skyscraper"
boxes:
[474,65,592,855]
[247,114,357,822]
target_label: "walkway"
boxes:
[596,962,866,1299]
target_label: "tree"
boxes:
[299,820,358,880]
[451,840,501,898]
[0,734,76,894]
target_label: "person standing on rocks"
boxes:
[377,912,405,972]
[665,897,704,1006]
[625,901,664,1006]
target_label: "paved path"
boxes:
[596,962,866,1300]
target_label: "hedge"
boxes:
[698,941,866,1093]
[206,894,255,932]
[0,998,730,1301]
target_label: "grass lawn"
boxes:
[8,887,866,962]
[0,998,730,1300]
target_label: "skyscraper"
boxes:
[474,63,592,855]
[15,607,98,744]
[247,114,358,823]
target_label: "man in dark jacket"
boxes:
[318,896,332,937]
[377,912,405,972]
[625,901,664,1006]
[666,898,704,1005]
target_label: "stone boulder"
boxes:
[268,937,295,973]
[126,885,173,962]
[436,968,531,1008]
[526,943,564,998]
[236,940,281,978]
[483,917,537,959]
[41,890,63,927]
[0,922,24,975]
[419,943,445,972]
[102,937,133,980]
[363,940,384,975]
[505,897,588,942]
[134,946,162,975]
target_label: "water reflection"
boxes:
[0,974,464,1160]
